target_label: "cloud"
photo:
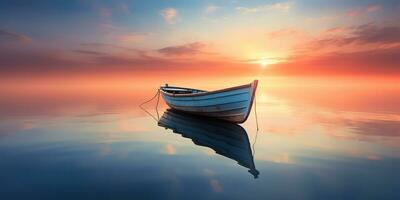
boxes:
[161,144,176,155]
[366,4,382,13]
[236,2,290,14]
[158,42,206,56]
[80,42,138,51]
[205,5,218,14]
[266,28,304,39]
[349,24,400,44]
[0,49,81,74]
[352,120,400,137]
[269,46,400,76]
[297,23,400,59]
[0,30,32,44]
[322,27,349,36]
[73,49,107,56]
[312,24,400,49]
[160,8,177,24]
[118,3,130,14]
[99,6,111,17]
[0,47,172,76]
[347,4,382,17]
[260,24,400,76]
[0,45,259,78]
[118,33,148,43]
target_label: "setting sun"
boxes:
[259,59,269,68]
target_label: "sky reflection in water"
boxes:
[0,78,399,199]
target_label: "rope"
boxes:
[252,94,259,157]
[139,89,161,122]
[254,94,259,131]
[156,89,160,120]
[252,129,258,157]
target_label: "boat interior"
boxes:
[161,86,206,95]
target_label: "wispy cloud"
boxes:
[118,3,130,14]
[236,2,291,14]
[80,42,139,51]
[99,6,111,17]
[118,33,148,43]
[265,23,400,76]
[158,42,205,56]
[205,5,218,14]
[0,45,258,77]
[269,46,400,76]
[310,23,400,49]
[73,49,107,56]
[347,4,382,17]
[160,8,177,24]
[266,28,305,39]
[0,30,32,44]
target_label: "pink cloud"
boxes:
[347,4,382,17]
[0,30,32,44]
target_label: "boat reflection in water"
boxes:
[158,109,259,178]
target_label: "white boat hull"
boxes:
[160,80,258,123]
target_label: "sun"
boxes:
[259,59,269,68]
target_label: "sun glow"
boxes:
[259,59,269,68]
[253,58,270,68]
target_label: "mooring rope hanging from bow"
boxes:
[252,128,259,157]
[139,89,160,122]
[254,94,259,131]
[252,94,259,157]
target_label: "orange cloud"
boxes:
[119,33,148,43]
[269,47,400,76]
[158,42,206,56]
[266,28,305,39]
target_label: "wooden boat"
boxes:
[160,80,258,124]
[158,109,259,178]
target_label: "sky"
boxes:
[0,0,400,78]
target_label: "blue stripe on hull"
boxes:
[162,89,251,107]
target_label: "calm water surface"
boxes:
[1,78,399,199]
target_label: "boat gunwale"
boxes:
[160,82,252,97]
